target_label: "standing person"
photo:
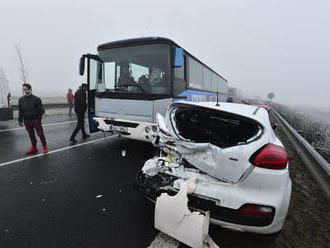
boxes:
[18,83,49,154]
[69,83,89,145]
[7,92,11,107]
[66,88,74,115]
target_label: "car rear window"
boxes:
[171,106,263,148]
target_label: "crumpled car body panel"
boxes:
[135,102,292,235]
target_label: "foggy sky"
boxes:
[0,0,329,107]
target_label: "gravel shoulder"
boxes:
[270,120,330,248]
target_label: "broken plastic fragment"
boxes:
[154,176,218,248]
[147,232,180,248]
[40,180,56,185]
[121,150,127,157]
[142,159,163,176]
[156,113,171,135]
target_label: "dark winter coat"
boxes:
[18,95,44,123]
[74,88,87,114]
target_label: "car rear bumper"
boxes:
[134,170,292,234]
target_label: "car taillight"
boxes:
[239,204,274,217]
[251,144,288,170]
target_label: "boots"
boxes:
[42,145,49,154]
[25,146,38,155]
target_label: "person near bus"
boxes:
[117,67,135,87]
[7,92,11,107]
[66,88,74,115]
[18,83,49,154]
[69,83,89,145]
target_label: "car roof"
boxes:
[171,101,270,125]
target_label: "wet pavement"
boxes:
[0,114,158,247]
[1,114,329,248]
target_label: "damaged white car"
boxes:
[135,101,292,235]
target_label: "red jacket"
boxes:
[66,92,74,102]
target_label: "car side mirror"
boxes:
[79,56,85,76]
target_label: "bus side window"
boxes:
[173,56,186,95]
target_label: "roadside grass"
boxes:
[272,103,330,162]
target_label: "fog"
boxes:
[0,0,329,108]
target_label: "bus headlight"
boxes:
[145,127,151,133]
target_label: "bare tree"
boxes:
[14,44,29,84]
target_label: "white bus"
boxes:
[80,37,229,141]
[0,68,13,121]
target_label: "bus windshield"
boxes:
[97,44,171,96]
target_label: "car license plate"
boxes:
[109,125,128,132]
[116,126,128,132]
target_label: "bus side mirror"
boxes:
[174,48,184,67]
[79,56,85,76]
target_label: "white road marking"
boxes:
[0,120,77,133]
[0,137,106,167]
[147,232,179,248]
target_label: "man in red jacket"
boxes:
[18,83,49,154]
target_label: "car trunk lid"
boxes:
[160,102,268,183]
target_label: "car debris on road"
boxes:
[135,102,292,241]
[155,176,219,248]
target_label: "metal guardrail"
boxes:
[272,108,330,202]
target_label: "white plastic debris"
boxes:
[96,195,103,198]
[142,158,164,176]
[121,149,127,157]
[40,180,56,185]
[147,232,179,248]
[154,176,218,248]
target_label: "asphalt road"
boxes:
[0,115,158,248]
[1,114,329,248]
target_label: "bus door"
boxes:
[80,54,103,133]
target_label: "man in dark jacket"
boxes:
[69,83,89,145]
[19,83,49,154]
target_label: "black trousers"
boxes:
[70,112,87,140]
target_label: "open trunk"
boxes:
[169,104,262,148]
[158,102,265,183]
